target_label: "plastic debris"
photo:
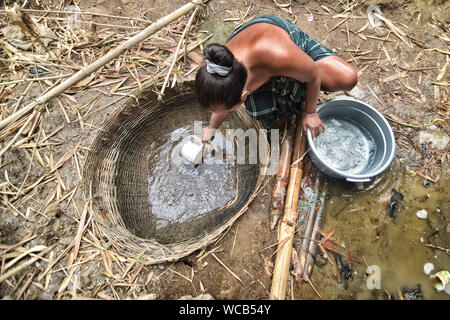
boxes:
[29,66,49,76]
[419,130,450,150]
[423,263,434,275]
[430,270,450,293]
[2,4,57,52]
[403,287,423,300]
[66,4,81,30]
[306,14,314,22]
[366,5,384,30]
[388,189,403,218]
[416,209,428,219]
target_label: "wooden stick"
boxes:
[425,243,450,255]
[159,7,199,98]
[14,125,43,200]
[0,1,201,131]
[16,264,41,300]
[3,245,47,271]
[303,274,323,300]
[346,243,353,270]
[329,16,351,32]
[269,121,295,230]
[66,202,90,269]
[0,245,53,283]
[37,215,92,281]
[376,204,388,237]
[270,114,307,300]
[0,234,36,255]
[290,148,310,167]
[362,255,369,269]
[0,8,153,24]
[211,252,244,285]
[0,74,71,86]
[0,110,39,159]
[373,12,412,48]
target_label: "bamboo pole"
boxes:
[269,120,295,230]
[270,114,307,300]
[159,6,199,98]
[294,174,320,287]
[0,1,202,131]
[304,183,327,277]
[373,12,412,48]
[297,179,328,287]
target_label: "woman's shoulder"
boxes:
[249,31,305,65]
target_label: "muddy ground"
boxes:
[0,0,449,301]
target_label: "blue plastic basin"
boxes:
[307,96,395,183]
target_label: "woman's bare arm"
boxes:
[202,111,230,142]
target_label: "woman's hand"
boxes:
[202,127,216,142]
[302,112,325,138]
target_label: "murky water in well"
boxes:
[313,117,377,174]
[306,160,450,300]
[147,126,238,230]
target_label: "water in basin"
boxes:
[313,117,377,174]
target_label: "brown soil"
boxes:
[0,0,448,301]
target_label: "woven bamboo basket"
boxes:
[82,81,271,264]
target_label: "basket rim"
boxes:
[81,81,272,264]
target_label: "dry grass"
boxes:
[0,0,448,300]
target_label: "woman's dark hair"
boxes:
[195,44,247,110]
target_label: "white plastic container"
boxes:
[180,140,203,164]
[416,209,428,219]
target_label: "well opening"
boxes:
[82,83,269,263]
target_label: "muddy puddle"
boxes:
[314,159,449,300]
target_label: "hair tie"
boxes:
[205,59,232,76]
